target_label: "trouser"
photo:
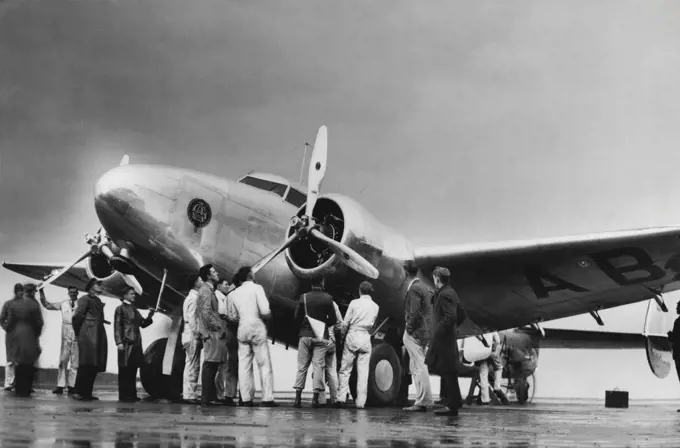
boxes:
[440,373,463,410]
[403,332,433,407]
[182,337,202,401]
[293,336,327,392]
[238,337,274,402]
[324,343,339,401]
[479,354,503,403]
[337,332,372,408]
[74,365,99,398]
[14,364,36,397]
[57,338,78,388]
[216,328,238,400]
[118,364,139,400]
[201,361,221,403]
[4,362,14,389]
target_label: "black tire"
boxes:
[348,341,402,407]
[140,338,185,400]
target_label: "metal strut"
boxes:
[643,286,668,312]
[589,310,604,326]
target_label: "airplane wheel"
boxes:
[348,341,402,406]
[140,338,185,400]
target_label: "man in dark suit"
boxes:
[425,266,467,416]
[292,276,338,408]
[668,301,680,412]
[402,260,434,412]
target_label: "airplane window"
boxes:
[285,188,307,207]
[239,176,287,197]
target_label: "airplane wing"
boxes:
[413,227,680,334]
[2,262,90,291]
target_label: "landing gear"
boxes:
[140,338,185,401]
[349,341,402,406]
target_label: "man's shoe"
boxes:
[311,392,320,409]
[260,401,279,407]
[403,405,427,412]
[334,401,346,409]
[52,387,64,395]
[221,398,236,406]
[293,390,302,408]
[201,401,221,407]
[434,407,458,416]
[67,387,76,395]
[241,401,253,407]
[3,387,13,392]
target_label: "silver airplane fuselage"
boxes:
[93,164,418,348]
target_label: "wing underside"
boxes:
[414,227,680,334]
[2,262,90,291]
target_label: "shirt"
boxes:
[227,280,271,324]
[342,295,379,336]
[41,297,76,326]
[181,289,199,344]
[215,290,227,315]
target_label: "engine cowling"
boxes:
[84,252,116,280]
[284,194,413,286]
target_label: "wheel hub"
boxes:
[374,359,394,392]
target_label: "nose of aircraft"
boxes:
[94,165,182,241]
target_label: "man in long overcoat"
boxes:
[114,286,155,402]
[425,266,467,416]
[72,279,108,401]
[5,283,43,397]
[0,283,23,391]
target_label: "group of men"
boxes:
[1,279,110,400]
[181,264,278,407]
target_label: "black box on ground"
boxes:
[605,389,629,408]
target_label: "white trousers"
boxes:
[4,363,14,389]
[479,355,503,403]
[57,332,78,388]
[403,332,433,407]
[238,319,274,403]
[182,337,202,401]
[337,331,372,408]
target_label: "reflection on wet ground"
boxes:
[1,390,679,447]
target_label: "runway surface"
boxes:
[1,390,679,447]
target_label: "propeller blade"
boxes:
[38,250,92,291]
[310,228,379,279]
[252,232,300,275]
[122,273,143,295]
[305,125,328,218]
[120,154,130,166]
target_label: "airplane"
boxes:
[3,125,677,406]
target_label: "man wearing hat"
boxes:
[336,280,379,409]
[71,279,108,401]
[4,283,44,397]
[0,284,23,391]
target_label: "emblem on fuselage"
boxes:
[187,198,212,231]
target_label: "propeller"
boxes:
[251,126,379,279]
[38,155,145,294]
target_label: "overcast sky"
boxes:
[2,0,680,390]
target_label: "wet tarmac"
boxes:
[1,390,679,447]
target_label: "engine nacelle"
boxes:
[85,252,116,280]
[459,336,493,365]
[284,194,414,287]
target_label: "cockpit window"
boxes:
[239,176,288,197]
[285,187,307,207]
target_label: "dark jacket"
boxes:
[669,317,680,360]
[72,293,108,372]
[294,287,338,339]
[0,297,20,361]
[114,303,153,368]
[4,297,43,365]
[404,279,433,345]
[425,284,466,375]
